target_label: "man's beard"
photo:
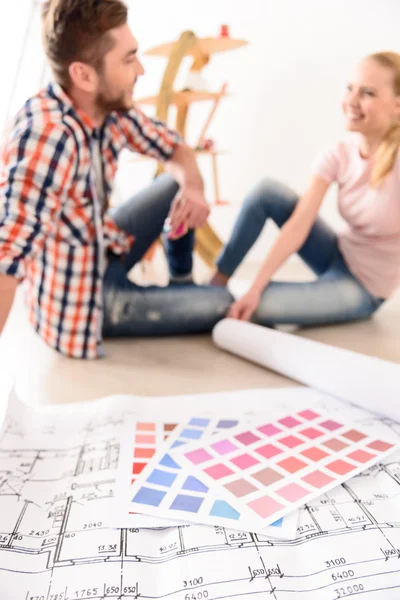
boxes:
[95,88,133,114]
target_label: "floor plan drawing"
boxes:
[1,388,400,599]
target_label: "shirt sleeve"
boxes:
[118,106,182,161]
[102,212,134,255]
[0,121,77,280]
[311,143,340,184]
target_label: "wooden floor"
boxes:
[1,262,399,407]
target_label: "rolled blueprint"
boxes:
[212,319,400,422]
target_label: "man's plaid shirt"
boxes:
[0,82,180,358]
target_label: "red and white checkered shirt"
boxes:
[0,82,180,358]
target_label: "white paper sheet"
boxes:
[213,319,400,421]
[3,387,400,598]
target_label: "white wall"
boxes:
[1,0,399,259]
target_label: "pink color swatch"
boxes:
[176,406,399,530]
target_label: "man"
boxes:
[0,0,232,359]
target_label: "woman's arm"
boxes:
[251,176,330,292]
[229,175,331,321]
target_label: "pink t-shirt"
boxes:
[312,137,400,299]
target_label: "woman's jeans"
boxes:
[102,175,233,337]
[217,178,384,327]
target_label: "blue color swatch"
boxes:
[159,454,181,469]
[217,419,239,429]
[189,417,211,427]
[147,469,177,487]
[171,440,185,449]
[182,476,208,493]
[180,428,204,440]
[170,494,204,513]
[270,517,283,528]
[210,500,240,520]
[133,487,166,507]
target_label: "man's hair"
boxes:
[41,0,128,89]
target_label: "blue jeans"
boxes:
[102,174,233,337]
[217,178,384,327]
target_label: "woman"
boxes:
[211,52,400,327]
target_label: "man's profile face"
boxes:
[95,24,144,113]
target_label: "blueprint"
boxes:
[1,387,400,599]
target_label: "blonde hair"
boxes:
[368,52,400,186]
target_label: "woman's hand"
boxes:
[227,288,262,322]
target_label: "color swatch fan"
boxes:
[172,407,399,531]
[112,419,184,528]
[113,415,299,538]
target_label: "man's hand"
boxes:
[227,288,262,322]
[168,184,210,233]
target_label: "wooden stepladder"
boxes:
[137,31,248,266]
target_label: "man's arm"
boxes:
[120,109,209,234]
[164,143,203,190]
[164,143,209,232]
[0,121,77,318]
[0,275,18,333]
